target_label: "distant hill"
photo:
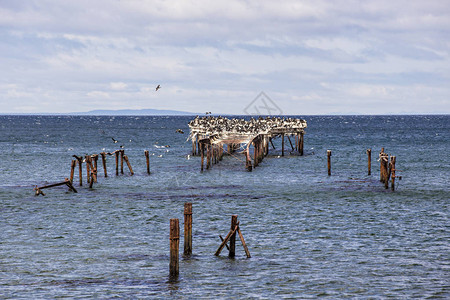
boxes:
[75,108,197,115]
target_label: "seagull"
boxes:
[206,112,211,115]
[112,138,118,143]
[156,84,161,91]
[176,129,184,134]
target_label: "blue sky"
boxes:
[0,0,449,115]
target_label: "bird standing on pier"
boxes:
[156,84,161,91]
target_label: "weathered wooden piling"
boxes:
[34,178,78,196]
[215,215,250,258]
[100,152,108,177]
[115,151,119,176]
[366,149,371,175]
[390,156,396,191]
[169,218,180,278]
[200,143,204,171]
[327,150,332,176]
[184,202,192,256]
[299,132,304,156]
[69,160,76,184]
[123,155,134,175]
[144,150,150,174]
[85,155,92,184]
[76,157,83,186]
[229,215,238,258]
[91,154,98,183]
[120,150,125,174]
[287,135,294,151]
[281,133,285,156]
[206,144,211,170]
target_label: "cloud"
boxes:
[0,1,449,114]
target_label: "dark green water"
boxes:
[0,115,448,298]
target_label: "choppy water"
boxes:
[0,115,449,299]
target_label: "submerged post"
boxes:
[229,215,238,258]
[200,143,204,171]
[120,150,124,174]
[169,218,180,278]
[184,202,192,255]
[123,155,134,175]
[69,160,76,184]
[367,149,371,176]
[100,152,108,177]
[391,156,396,191]
[144,150,150,174]
[115,151,119,176]
[327,150,332,176]
[299,132,304,156]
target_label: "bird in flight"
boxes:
[206,112,212,115]
[156,84,161,91]
[112,138,118,143]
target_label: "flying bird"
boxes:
[206,112,212,115]
[176,129,184,134]
[112,138,118,143]
[156,84,161,91]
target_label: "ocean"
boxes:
[0,115,448,298]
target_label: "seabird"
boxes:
[156,84,161,91]
[176,129,184,134]
[112,138,118,143]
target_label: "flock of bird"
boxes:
[188,116,307,136]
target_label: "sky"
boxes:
[0,0,449,115]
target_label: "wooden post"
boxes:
[115,151,119,176]
[69,160,76,184]
[245,144,252,171]
[237,226,251,258]
[169,218,180,278]
[91,154,98,183]
[200,143,204,171]
[77,158,83,186]
[253,141,258,168]
[120,150,124,174]
[85,155,91,184]
[287,135,294,151]
[206,144,211,170]
[391,156,396,191]
[184,202,192,256]
[281,133,285,156]
[100,152,108,177]
[229,215,238,258]
[299,132,304,156]
[144,150,150,174]
[327,150,332,176]
[367,149,371,176]
[123,155,134,175]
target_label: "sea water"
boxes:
[0,115,448,298]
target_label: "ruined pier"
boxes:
[187,116,307,171]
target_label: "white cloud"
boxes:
[0,0,449,114]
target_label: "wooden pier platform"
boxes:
[188,116,307,171]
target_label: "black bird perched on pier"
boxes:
[156,84,161,91]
